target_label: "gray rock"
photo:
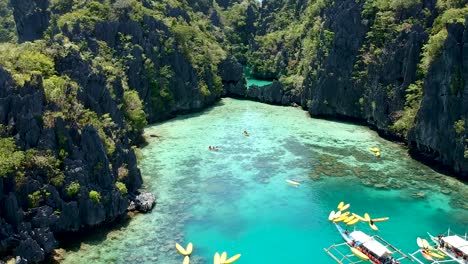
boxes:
[81,125,113,189]
[79,198,106,226]
[4,193,23,228]
[57,202,80,232]
[133,192,156,213]
[127,201,137,211]
[31,206,53,228]
[15,256,28,264]
[262,81,283,104]
[14,237,44,263]
[408,19,468,179]
[11,0,50,42]
[30,228,58,253]
[219,58,244,83]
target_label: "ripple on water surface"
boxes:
[62,98,468,264]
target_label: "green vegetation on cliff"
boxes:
[0,138,24,177]
[0,0,467,260]
[0,0,233,219]
[247,0,334,81]
[392,2,468,135]
[0,0,16,42]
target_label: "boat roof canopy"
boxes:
[351,231,390,257]
[443,235,468,255]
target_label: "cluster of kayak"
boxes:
[175,242,241,264]
[369,147,381,157]
[410,233,468,263]
[325,202,468,264]
[325,202,403,264]
[416,237,447,261]
[328,202,389,231]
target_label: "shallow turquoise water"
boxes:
[244,66,273,87]
[62,98,468,264]
[246,78,273,88]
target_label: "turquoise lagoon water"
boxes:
[62,98,468,264]
[246,77,273,88]
[244,67,273,88]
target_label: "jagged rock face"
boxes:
[257,0,308,35]
[10,0,50,42]
[241,0,468,178]
[0,67,143,262]
[362,25,427,132]
[215,0,242,9]
[90,16,222,123]
[246,81,284,105]
[305,0,367,119]
[1,0,247,261]
[409,20,468,178]
[219,58,247,97]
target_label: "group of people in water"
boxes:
[208,146,220,151]
[208,131,250,151]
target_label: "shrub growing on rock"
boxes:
[66,182,80,197]
[89,190,101,203]
[123,90,148,132]
[0,138,24,177]
[115,181,128,195]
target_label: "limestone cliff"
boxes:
[243,0,468,179]
[0,0,245,262]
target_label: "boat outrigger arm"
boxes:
[324,242,369,264]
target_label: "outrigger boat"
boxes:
[410,229,468,264]
[324,224,411,264]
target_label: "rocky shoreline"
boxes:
[0,0,467,262]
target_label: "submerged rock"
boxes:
[412,192,426,199]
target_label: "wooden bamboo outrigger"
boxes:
[324,242,368,264]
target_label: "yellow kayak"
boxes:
[364,213,371,222]
[416,237,424,248]
[371,217,389,222]
[175,243,188,256]
[352,213,366,221]
[185,242,193,255]
[328,210,336,221]
[347,218,360,226]
[421,251,433,261]
[369,222,378,231]
[351,247,369,261]
[286,179,300,186]
[369,147,380,153]
[434,249,447,257]
[183,256,190,264]
[337,201,345,210]
[333,212,350,222]
[341,203,350,211]
[334,211,342,219]
[224,254,241,264]
[422,239,433,250]
[214,253,221,264]
[427,251,445,259]
[343,215,356,223]
[220,252,227,263]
